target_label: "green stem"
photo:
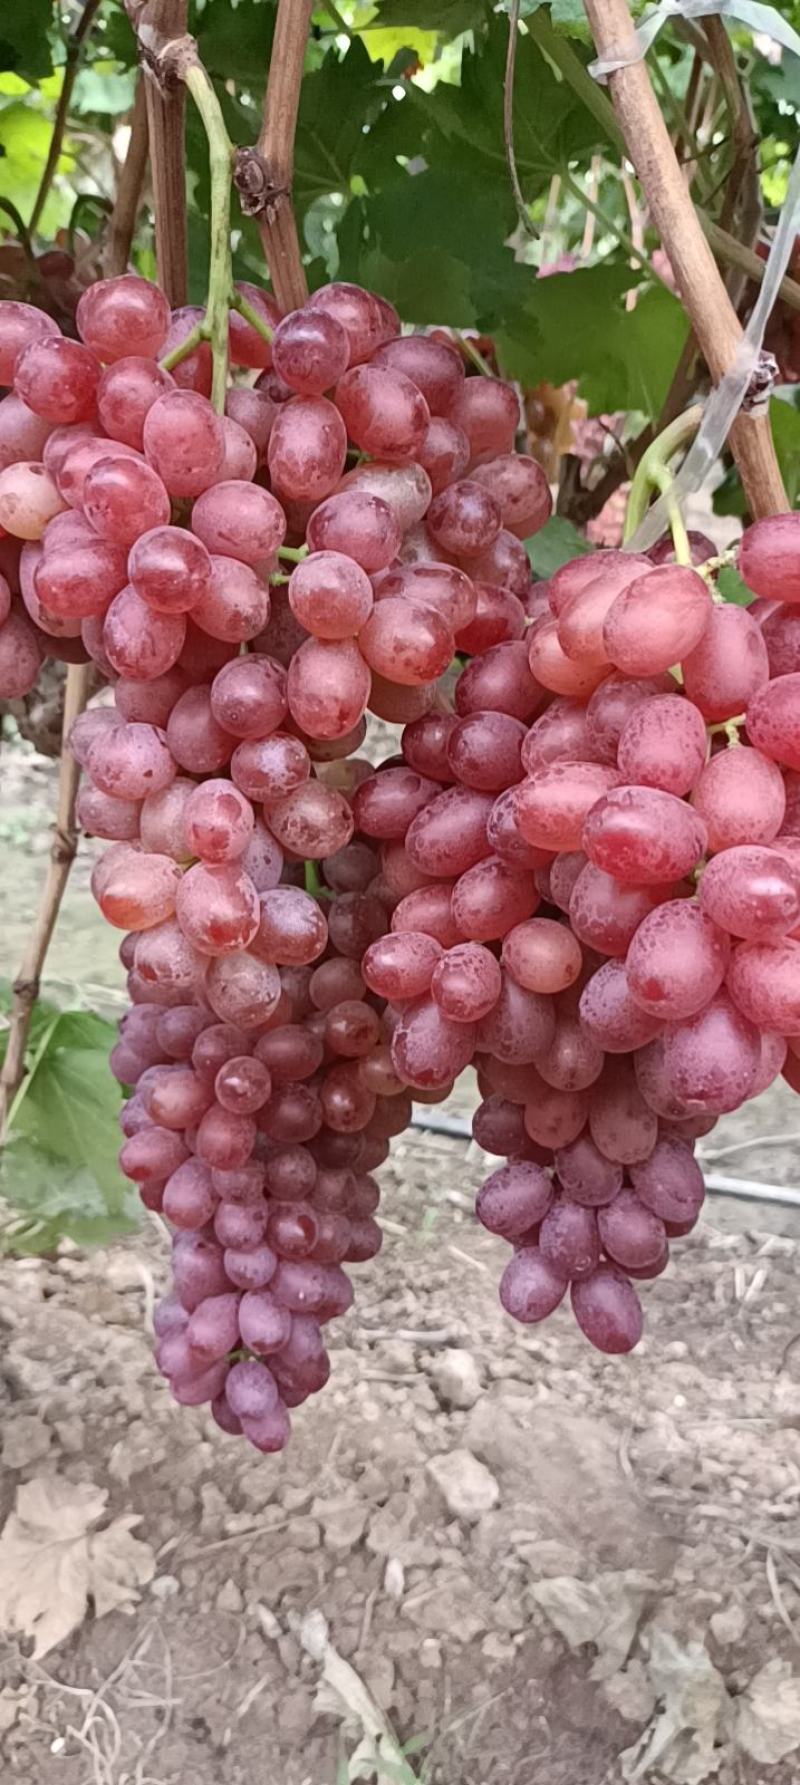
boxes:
[160,322,205,373]
[453,331,495,378]
[623,405,703,542]
[304,860,331,900]
[322,1,353,35]
[278,544,309,563]
[183,61,233,414]
[649,463,692,566]
[560,168,650,274]
[231,290,274,345]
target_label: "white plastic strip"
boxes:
[587,0,800,549]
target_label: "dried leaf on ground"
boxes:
[620,1627,729,1784]
[529,1570,659,1679]
[734,1658,800,1764]
[0,1475,155,1657]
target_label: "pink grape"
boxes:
[515,762,620,852]
[626,900,729,1020]
[476,1162,553,1238]
[469,528,531,598]
[502,916,582,993]
[646,991,760,1114]
[698,844,800,940]
[0,462,65,539]
[228,283,280,369]
[226,386,277,460]
[15,336,101,424]
[391,996,476,1089]
[527,616,608,698]
[190,480,285,566]
[362,931,443,1000]
[554,1133,623,1207]
[253,887,327,966]
[630,1137,705,1223]
[335,364,429,463]
[585,670,674,761]
[427,478,501,557]
[446,711,525,792]
[617,694,708,796]
[476,971,555,1064]
[103,584,185,679]
[271,308,349,395]
[403,711,459,781]
[468,453,551,539]
[405,785,493,877]
[205,952,282,1028]
[306,282,390,366]
[692,745,785,849]
[87,722,176,800]
[287,637,370,739]
[167,687,233,774]
[268,395,347,501]
[352,767,438,838]
[603,565,711,674]
[570,1264,643,1353]
[583,785,708,884]
[162,306,212,395]
[391,882,462,949]
[288,551,373,639]
[450,377,519,461]
[360,597,454,686]
[761,606,800,677]
[0,301,60,383]
[537,1014,604,1091]
[184,780,254,863]
[418,415,470,493]
[746,673,800,771]
[96,356,174,449]
[522,698,603,772]
[115,667,189,726]
[0,610,43,696]
[191,555,269,643]
[211,656,289,741]
[727,939,800,1032]
[78,785,141,842]
[0,392,54,470]
[375,562,476,636]
[556,556,650,667]
[77,274,170,362]
[430,942,501,1021]
[540,1198,601,1279]
[739,512,800,603]
[486,787,550,869]
[499,1248,568,1324]
[175,862,260,956]
[588,1058,657,1163]
[305,490,400,573]
[451,855,537,941]
[128,525,213,615]
[578,959,664,1053]
[92,845,180,930]
[337,459,432,531]
[143,390,224,497]
[456,640,544,723]
[372,334,464,412]
[266,780,354,858]
[682,603,769,722]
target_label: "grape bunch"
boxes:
[0,271,553,1448]
[355,522,800,1352]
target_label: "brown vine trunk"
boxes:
[234,0,313,314]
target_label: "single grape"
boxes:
[288,551,373,639]
[603,565,712,675]
[305,490,400,573]
[583,785,708,884]
[499,1248,568,1324]
[0,462,65,539]
[287,636,370,739]
[0,301,60,383]
[626,900,729,1020]
[450,377,519,461]
[371,334,464,413]
[746,673,800,772]
[268,395,347,501]
[502,917,582,994]
[431,942,501,1021]
[682,603,769,722]
[692,745,785,850]
[427,478,502,558]
[739,512,800,604]
[143,390,224,498]
[175,862,260,956]
[617,694,708,796]
[77,274,170,362]
[15,336,100,424]
[698,844,800,940]
[335,364,430,463]
[570,1264,643,1354]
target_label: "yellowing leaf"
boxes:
[0,1476,155,1658]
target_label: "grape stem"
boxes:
[182,60,232,414]
[278,544,309,563]
[0,664,92,1142]
[304,861,332,901]
[231,291,274,345]
[453,331,495,378]
[623,404,702,556]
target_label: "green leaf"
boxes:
[0,100,76,236]
[0,0,54,82]
[496,269,689,419]
[717,564,753,607]
[349,245,476,325]
[0,1138,138,1255]
[526,515,594,578]
[769,389,800,508]
[11,1031,125,1199]
[197,0,275,86]
[72,65,137,117]
[364,0,485,34]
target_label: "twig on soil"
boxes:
[0,663,91,1140]
[583,0,786,520]
[104,78,149,277]
[233,0,312,313]
[765,1548,800,1645]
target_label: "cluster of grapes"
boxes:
[0,271,554,1450]
[352,522,800,1352]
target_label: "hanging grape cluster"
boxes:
[0,273,798,1451]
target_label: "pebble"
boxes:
[710,1601,747,1645]
[150,1575,180,1600]
[384,1557,405,1600]
[1,1414,51,1469]
[426,1448,500,1523]
[428,1348,483,1410]
[312,1498,367,1552]
[216,1578,244,1614]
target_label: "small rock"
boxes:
[482,1632,515,1663]
[255,1604,282,1640]
[150,1575,180,1600]
[285,1516,321,1551]
[384,1557,405,1600]
[105,1255,148,1293]
[313,1499,367,1552]
[710,1601,747,1646]
[53,1417,84,1455]
[419,1639,442,1669]
[216,1578,244,1614]
[1,1415,51,1469]
[426,1449,499,1523]
[380,1340,416,1374]
[428,1349,483,1410]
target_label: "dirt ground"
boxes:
[3,726,800,1785]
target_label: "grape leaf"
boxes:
[527,517,594,578]
[0,102,76,234]
[496,270,689,420]
[716,565,753,608]
[197,0,275,86]
[364,0,486,34]
[0,1138,138,1254]
[0,0,54,82]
